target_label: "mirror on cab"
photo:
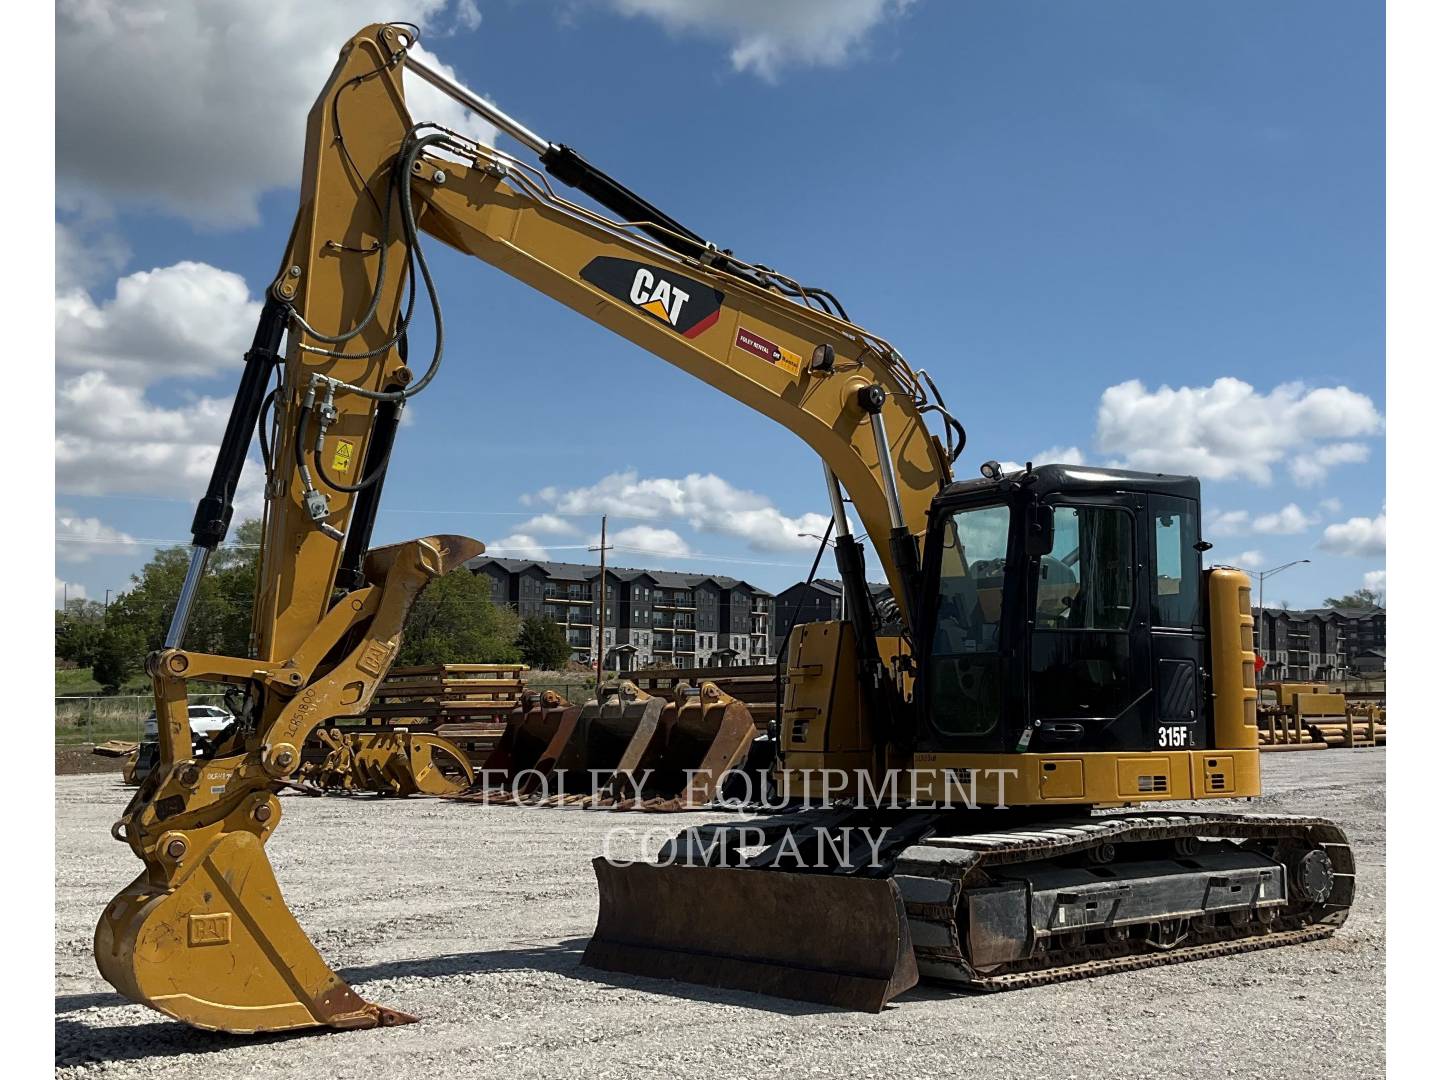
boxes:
[1025,502,1055,557]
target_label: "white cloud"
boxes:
[56,511,139,563]
[1319,512,1386,557]
[485,534,550,560]
[1216,550,1266,570]
[55,260,267,514]
[1251,503,1318,535]
[1289,442,1370,487]
[56,219,130,292]
[1207,509,1251,538]
[609,525,692,558]
[1209,503,1321,538]
[56,261,260,387]
[608,0,914,81]
[519,514,580,537]
[56,579,89,608]
[1319,497,1343,514]
[453,0,483,32]
[57,2,497,227]
[528,470,827,552]
[1095,378,1382,485]
[1362,569,1386,597]
[1036,445,1085,465]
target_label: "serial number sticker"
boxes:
[332,440,355,473]
[733,326,802,376]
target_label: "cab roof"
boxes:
[938,463,1201,504]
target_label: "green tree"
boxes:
[89,520,263,692]
[516,615,571,670]
[395,570,521,666]
[1323,588,1384,611]
[55,598,107,667]
[92,617,146,694]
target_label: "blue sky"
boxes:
[55,0,1384,610]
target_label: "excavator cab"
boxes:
[915,464,1210,757]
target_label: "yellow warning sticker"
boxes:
[332,440,355,473]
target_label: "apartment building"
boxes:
[1252,605,1385,681]
[770,578,895,656]
[467,557,772,670]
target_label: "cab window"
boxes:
[932,504,1010,654]
[928,503,1010,738]
[1151,498,1200,627]
[1035,505,1133,631]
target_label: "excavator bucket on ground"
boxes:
[537,682,668,805]
[591,681,757,810]
[454,690,585,803]
[585,858,918,1011]
[95,534,484,1033]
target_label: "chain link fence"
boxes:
[54,693,229,746]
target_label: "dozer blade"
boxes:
[95,828,414,1033]
[584,859,918,1011]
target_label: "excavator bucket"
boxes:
[594,681,757,810]
[95,534,484,1033]
[96,825,415,1033]
[547,682,668,805]
[461,690,585,802]
[585,859,918,1011]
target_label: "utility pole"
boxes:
[589,515,613,680]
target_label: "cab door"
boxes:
[1027,497,1151,751]
[1147,495,1207,749]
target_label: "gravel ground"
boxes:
[57,750,1385,1079]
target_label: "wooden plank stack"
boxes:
[629,664,778,733]
[321,663,529,767]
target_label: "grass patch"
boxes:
[55,667,148,696]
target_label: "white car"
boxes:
[133,703,235,783]
[141,703,234,743]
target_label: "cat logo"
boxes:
[579,256,724,339]
[629,267,689,327]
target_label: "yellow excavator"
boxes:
[94,23,1353,1031]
